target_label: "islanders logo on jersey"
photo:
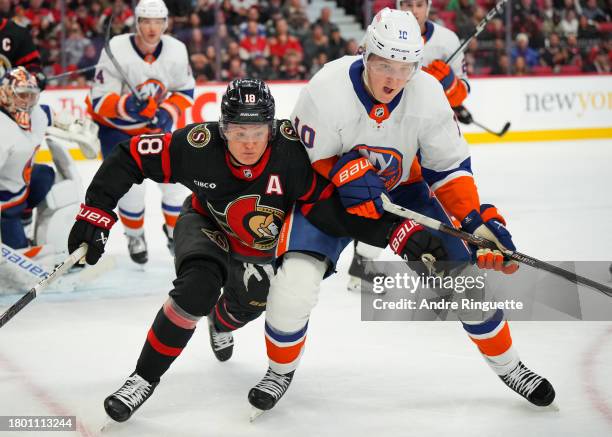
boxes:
[208,195,285,251]
[136,79,167,104]
[353,144,404,190]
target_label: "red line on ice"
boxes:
[0,351,95,437]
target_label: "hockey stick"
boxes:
[455,106,511,137]
[46,64,98,81]
[0,245,87,328]
[380,195,612,299]
[446,0,509,64]
[472,119,511,137]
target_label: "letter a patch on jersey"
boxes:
[265,174,283,195]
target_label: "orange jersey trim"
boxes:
[312,156,338,179]
[433,175,480,222]
[265,336,306,364]
[469,322,513,357]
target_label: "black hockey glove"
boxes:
[68,204,117,265]
[388,219,447,269]
[453,105,473,125]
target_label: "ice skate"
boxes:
[499,361,556,407]
[207,312,234,362]
[347,250,384,293]
[126,233,148,264]
[104,373,159,422]
[248,367,294,420]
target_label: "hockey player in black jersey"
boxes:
[67,78,445,422]
[0,17,45,87]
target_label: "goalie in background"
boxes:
[0,66,99,287]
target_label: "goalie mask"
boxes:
[0,67,40,130]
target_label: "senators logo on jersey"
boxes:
[209,195,285,251]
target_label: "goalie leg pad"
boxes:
[35,179,81,250]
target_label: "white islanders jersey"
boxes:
[291,55,477,218]
[422,21,468,88]
[88,34,195,135]
[0,106,48,206]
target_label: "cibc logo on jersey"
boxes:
[352,144,404,190]
[209,195,285,251]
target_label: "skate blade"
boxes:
[347,276,386,294]
[527,400,560,412]
[249,407,265,422]
[99,415,115,432]
[347,276,361,292]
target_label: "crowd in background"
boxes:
[1,0,610,85]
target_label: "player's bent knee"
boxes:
[170,257,224,318]
[266,252,326,330]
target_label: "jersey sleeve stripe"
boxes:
[421,157,472,188]
[161,132,172,183]
[312,156,338,179]
[15,50,40,67]
[129,136,144,173]
[91,93,121,118]
[433,175,480,222]
[166,90,194,111]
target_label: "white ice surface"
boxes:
[1,140,611,437]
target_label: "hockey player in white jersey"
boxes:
[87,0,195,264]
[348,0,471,291]
[248,9,555,416]
[0,66,100,287]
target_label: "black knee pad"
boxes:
[169,257,225,318]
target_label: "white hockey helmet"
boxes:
[362,8,423,75]
[396,0,432,15]
[135,0,169,32]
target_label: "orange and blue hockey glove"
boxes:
[423,59,468,108]
[329,150,388,219]
[460,204,519,274]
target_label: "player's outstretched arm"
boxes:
[68,131,184,264]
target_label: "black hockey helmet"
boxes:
[220,78,275,127]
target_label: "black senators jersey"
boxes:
[86,120,333,262]
[0,19,41,76]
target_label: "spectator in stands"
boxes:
[194,0,215,27]
[223,56,246,80]
[447,0,474,11]
[283,0,309,32]
[559,9,580,36]
[239,20,269,60]
[302,24,329,68]
[247,53,276,79]
[345,38,359,56]
[261,0,283,24]
[187,27,207,56]
[269,18,303,60]
[540,32,569,71]
[191,53,216,81]
[166,0,193,30]
[565,32,583,65]
[511,33,540,67]
[491,53,510,75]
[583,45,611,72]
[513,0,540,33]
[220,0,241,27]
[77,43,99,81]
[577,15,601,39]
[310,51,328,76]
[238,6,266,38]
[315,6,339,37]
[328,28,346,60]
[100,0,135,37]
[278,50,307,79]
[582,0,609,22]
[24,0,55,31]
[0,0,12,19]
[64,23,91,67]
[455,0,476,39]
[514,55,530,75]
